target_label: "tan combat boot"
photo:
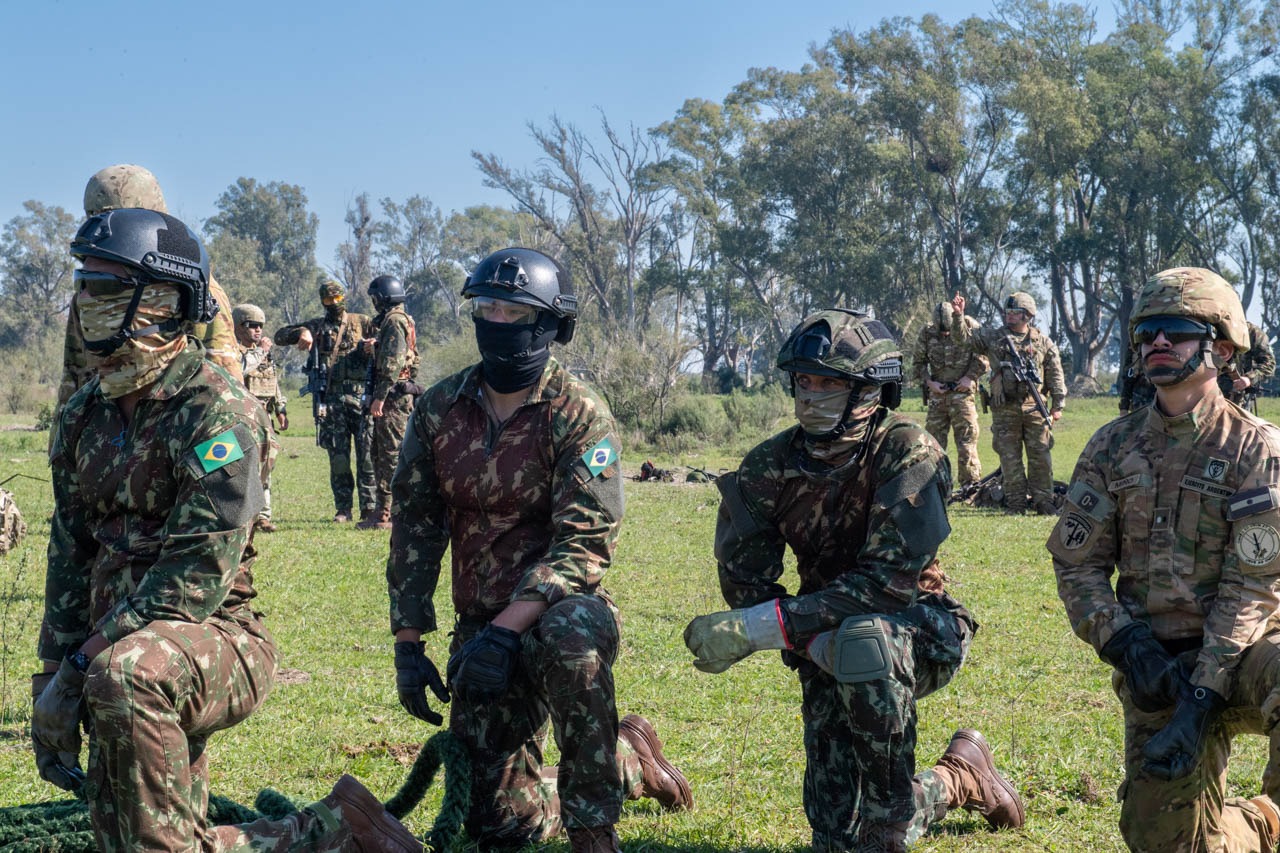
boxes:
[567,824,620,853]
[618,713,693,810]
[321,774,422,852]
[933,729,1025,830]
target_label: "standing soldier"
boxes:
[274,283,375,523]
[357,276,421,530]
[386,248,691,853]
[1049,267,1280,852]
[911,300,988,488]
[36,208,420,852]
[59,164,241,414]
[951,291,1066,515]
[683,309,1023,852]
[1220,320,1275,411]
[233,303,288,533]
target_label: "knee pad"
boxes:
[831,615,892,683]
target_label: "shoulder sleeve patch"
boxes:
[580,436,617,478]
[190,429,245,478]
[1228,486,1280,521]
[874,459,940,508]
[1067,481,1114,521]
[716,471,768,540]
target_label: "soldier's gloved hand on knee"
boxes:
[1100,622,1183,712]
[684,600,790,673]
[394,641,450,725]
[30,662,87,792]
[446,624,523,702]
[1141,684,1227,781]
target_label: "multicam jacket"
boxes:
[1234,322,1276,387]
[387,357,624,632]
[370,305,419,402]
[713,412,952,642]
[911,317,987,388]
[238,341,287,415]
[40,341,276,663]
[1049,386,1280,698]
[954,319,1067,411]
[273,310,374,410]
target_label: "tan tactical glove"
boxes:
[683,600,790,673]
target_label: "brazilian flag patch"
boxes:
[581,436,617,478]
[194,429,244,474]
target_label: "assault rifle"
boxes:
[361,345,377,413]
[1003,334,1052,428]
[298,337,328,445]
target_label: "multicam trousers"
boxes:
[448,594,646,847]
[319,401,376,515]
[364,391,415,512]
[1117,631,1280,853]
[81,615,352,851]
[990,399,1054,511]
[924,390,981,487]
[800,593,976,851]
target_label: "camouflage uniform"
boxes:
[1119,347,1156,413]
[274,310,376,517]
[363,303,420,518]
[1049,387,1280,853]
[387,357,651,847]
[1220,321,1276,408]
[911,315,987,486]
[239,339,287,524]
[714,413,977,850]
[955,317,1066,512]
[39,341,371,851]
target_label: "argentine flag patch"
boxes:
[581,437,617,478]
[194,429,244,474]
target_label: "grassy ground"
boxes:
[1,395,1279,851]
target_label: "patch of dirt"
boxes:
[341,739,423,766]
[274,668,312,684]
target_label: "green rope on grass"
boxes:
[0,731,470,853]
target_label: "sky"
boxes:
[1,0,1102,275]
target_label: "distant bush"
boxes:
[660,396,729,440]
[721,386,790,435]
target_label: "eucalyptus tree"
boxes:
[0,201,77,341]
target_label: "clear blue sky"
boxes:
[2,0,1083,274]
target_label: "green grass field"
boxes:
[2,395,1279,851]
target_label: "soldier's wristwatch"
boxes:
[66,649,92,673]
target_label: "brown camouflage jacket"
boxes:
[1048,386,1280,697]
[713,412,952,643]
[273,310,374,407]
[40,341,276,663]
[954,319,1067,411]
[387,357,623,632]
[911,317,987,389]
[370,305,419,401]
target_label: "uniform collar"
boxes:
[1148,382,1229,439]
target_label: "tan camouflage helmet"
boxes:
[935,301,956,329]
[232,303,266,326]
[83,164,168,216]
[1004,291,1037,317]
[1130,267,1250,350]
[318,281,345,300]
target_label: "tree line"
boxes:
[5,0,1280,421]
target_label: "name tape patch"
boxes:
[1180,476,1234,499]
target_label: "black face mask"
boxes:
[473,315,558,393]
[325,304,345,322]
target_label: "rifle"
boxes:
[361,344,377,413]
[297,336,329,445]
[1003,334,1052,428]
[1219,367,1262,414]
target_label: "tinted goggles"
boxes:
[74,269,146,298]
[1132,316,1216,346]
[468,296,539,325]
[242,321,264,330]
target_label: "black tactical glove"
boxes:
[393,641,450,725]
[447,624,524,703]
[31,663,86,792]
[1141,683,1227,781]
[1100,622,1183,713]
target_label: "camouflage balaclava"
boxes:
[83,164,168,216]
[77,283,186,398]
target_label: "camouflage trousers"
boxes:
[800,592,977,851]
[254,396,277,522]
[924,390,981,487]
[318,403,376,515]
[448,594,646,847]
[1117,631,1280,853]
[80,615,354,851]
[363,392,414,512]
[990,400,1054,511]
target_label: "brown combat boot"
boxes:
[618,713,693,810]
[321,774,422,852]
[254,518,278,533]
[1248,796,1280,846]
[934,729,1025,830]
[854,819,910,853]
[334,510,352,523]
[567,824,620,853]
[357,508,392,530]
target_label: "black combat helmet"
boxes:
[368,274,406,311]
[463,248,578,343]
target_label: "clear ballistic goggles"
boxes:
[468,296,539,325]
[1132,315,1216,346]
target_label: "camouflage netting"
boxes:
[0,731,470,852]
